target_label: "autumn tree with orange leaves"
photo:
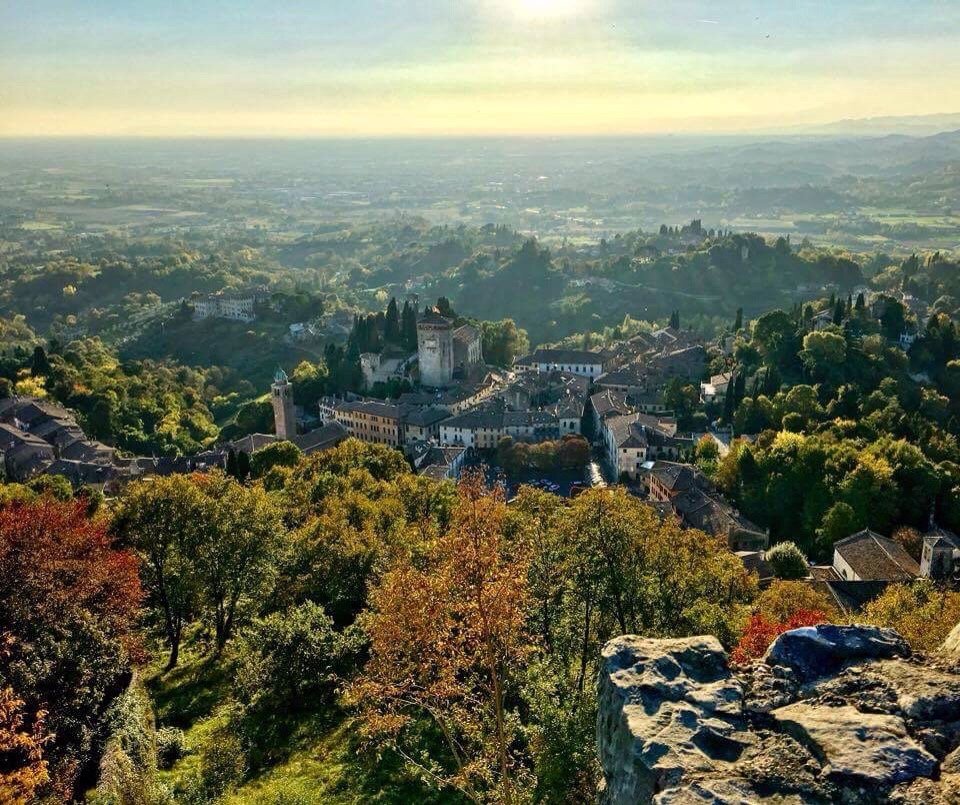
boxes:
[0,685,49,804]
[351,471,532,804]
[0,499,141,800]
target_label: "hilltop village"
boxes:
[4,283,952,611]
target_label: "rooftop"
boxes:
[834,529,919,581]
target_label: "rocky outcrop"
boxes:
[598,625,960,804]
[762,624,910,681]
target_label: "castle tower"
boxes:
[271,367,296,440]
[417,308,454,387]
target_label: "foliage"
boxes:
[731,610,830,665]
[90,675,166,805]
[232,603,364,766]
[495,434,590,475]
[480,320,530,368]
[765,541,809,580]
[116,472,283,663]
[250,441,302,479]
[0,686,49,804]
[352,473,532,804]
[862,581,960,652]
[156,727,186,771]
[0,499,141,798]
[754,581,839,624]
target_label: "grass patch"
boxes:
[144,639,456,804]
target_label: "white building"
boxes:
[700,372,734,405]
[516,348,608,379]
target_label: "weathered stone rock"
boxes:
[654,778,813,804]
[941,621,960,655]
[763,625,910,682]
[741,661,800,714]
[599,627,960,803]
[598,635,748,804]
[771,702,937,788]
[868,660,960,722]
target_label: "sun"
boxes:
[509,0,588,21]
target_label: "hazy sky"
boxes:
[3,0,959,137]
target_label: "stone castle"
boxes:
[415,307,483,388]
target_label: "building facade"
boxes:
[417,309,455,387]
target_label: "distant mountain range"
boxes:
[795,113,960,137]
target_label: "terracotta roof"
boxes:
[523,348,607,366]
[650,461,700,493]
[292,421,350,454]
[834,529,919,581]
[418,308,453,327]
[590,389,630,419]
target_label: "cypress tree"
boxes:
[237,450,251,482]
[401,301,418,352]
[385,297,401,344]
[226,448,238,478]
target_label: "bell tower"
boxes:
[271,367,296,440]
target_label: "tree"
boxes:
[226,448,239,479]
[232,602,363,762]
[236,450,251,482]
[401,300,418,352]
[481,319,529,367]
[113,475,209,669]
[384,297,401,344]
[755,580,839,623]
[734,308,743,332]
[30,346,50,377]
[892,526,923,562]
[800,331,847,384]
[817,502,861,552]
[0,500,141,796]
[752,309,798,372]
[863,581,960,651]
[0,686,49,804]
[250,441,302,479]
[351,473,531,804]
[880,299,906,341]
[436,296,455,319]
[193,475,283,651]
[662,378,699,428]
[765,541,808,579]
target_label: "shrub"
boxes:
[199,728,246,799]
[862,580,960,651]
[231,603,364,766]
[155,727,186,770]
[234,602,363,711]
[766,541,808,579]
[756,580,839,623]
[731,610,828,664]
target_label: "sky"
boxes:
[2,0,960,137]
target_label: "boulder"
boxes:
[867,660,960,722]
[771,702,936,788]
[941,621,960,655]
[763,624,910,682]
[599,628,960,803]
[597,635,749,805]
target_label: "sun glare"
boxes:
[509,0,587,21]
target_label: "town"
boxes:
[2,279,950,618]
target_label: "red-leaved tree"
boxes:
[731,610,828,665]
[0,499,141,800]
